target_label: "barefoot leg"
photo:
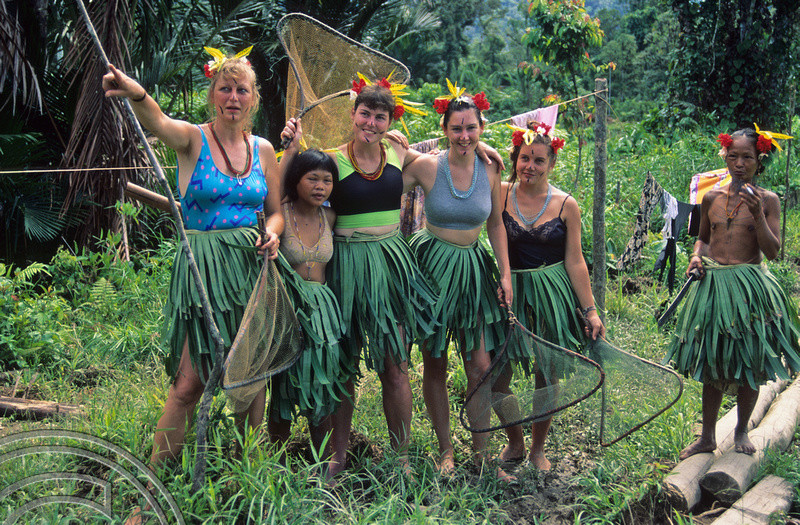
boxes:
[492,363,525,462]
[421,343,455,474]
[734,385,758,455]
[680,383,723,460]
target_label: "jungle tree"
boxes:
[670,0,800,129]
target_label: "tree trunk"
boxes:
[0,396,85,420]
[710,475,793,525]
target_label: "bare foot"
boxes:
[499,444,525,463]
[679,437,717,460]
[528,452,551,471]
[398,455,416,482]
[437,449,455,476]
[325,452,348,484]
[496,465,518,484]
[733,430,756,455]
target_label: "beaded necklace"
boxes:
[347,140,386,181]
[724,191,744,227]
[513,183,552,227]
[209,122,252,180]
[290,201,325,279]
[444,151,478,199]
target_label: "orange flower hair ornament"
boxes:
[350,71,426,133]
[507,123,565,154]
[203,45,253,78]
[433,78,490,114]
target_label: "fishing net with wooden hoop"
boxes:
[277,12,411,150]
[460,309,683,446]
[221,212,304,413]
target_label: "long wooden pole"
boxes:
[75,0,226,491]
[780,86,794,260]
[592,78,608,319]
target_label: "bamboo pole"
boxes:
[592,78,608,319]
[75,0,226,491]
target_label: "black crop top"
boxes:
[503,191,568,269]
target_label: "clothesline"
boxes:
[0,89,606,176]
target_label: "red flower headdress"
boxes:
[433,79,490,114]
[203,46,253,78]
[716,124,793,159]
[350,71,426,133]
[507,122,564,154]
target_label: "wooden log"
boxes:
[662,452,715,513]
[710,475,793,525]
[125,182,180,213]
[662,380,786,512]
[700,377,800,506]
[0,396,85,420]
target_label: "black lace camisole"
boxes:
[503,187,568,269]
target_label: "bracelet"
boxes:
[130,90,147,102]
[582,305,597,317]
[690,253,702,259]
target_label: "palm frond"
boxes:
[0,0,44,112]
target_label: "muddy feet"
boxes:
[498,443,525,464]
[528,452,552,471]
[436,448,455,476]
[679,437,717,460]
[733,430,755,455]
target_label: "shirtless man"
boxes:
[666,126,800,460]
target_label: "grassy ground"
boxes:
[2,125,800,523]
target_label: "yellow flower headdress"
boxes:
[350,70,426,134]
[507,123,564,153]
[753,123,792,154]
[433,78,490,114]
[203,45,253,78]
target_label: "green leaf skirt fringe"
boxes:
[327,229,438,373]
[664,261,800,391]
[271,256,354,425]
[409,228,506,359]
[163,227,261,384]
[511,262,586,373]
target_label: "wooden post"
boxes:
[592,78,608,319]
[780,86,794,260]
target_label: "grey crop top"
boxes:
[280,202,334,268]
[424,150,492,230]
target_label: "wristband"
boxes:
[130,91,147,102]
[582,305,597,317]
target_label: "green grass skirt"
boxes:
[271,256,354,425]
[409,228,505,359]
[327,229,438,372]
[163,227,260,383]
[510,262,585,372]
[664,262,800,391]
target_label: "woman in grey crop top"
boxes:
[496,121,605,471]
[403,89,515,482]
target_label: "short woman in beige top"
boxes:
[268,149,353,464]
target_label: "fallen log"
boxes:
[700,377,800,506]
[125,182,180,213]
[710,475,793,525]
[0,396,85,420]
[662,380,786,512]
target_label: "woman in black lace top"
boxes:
[496,121,604,470]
